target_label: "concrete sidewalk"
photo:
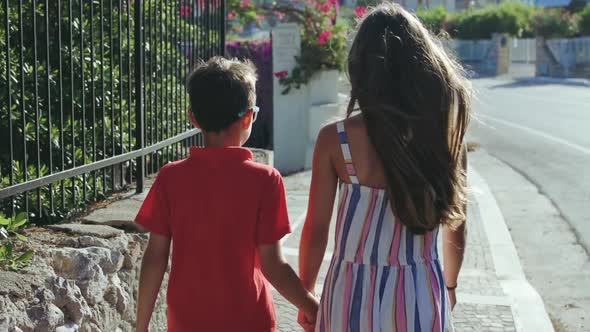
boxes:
[272,167,553,332]
[82,161,553,331]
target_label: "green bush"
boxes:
[447,2,534,39]
[0,1,204,223]
[417,6,449,34]
[580,5,590,35]
[0,212,34,271]
[533,8,579,38]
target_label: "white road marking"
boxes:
[478,113,590,156]
[478,86,590,108]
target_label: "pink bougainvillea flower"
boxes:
[273,11,286,21]
[180,5,191,18]
[307,0,319,9]
[274,70,289,79]
[240,0,251,8]
[320,3,332,13]
[354,6,367,19]
[318,30,332,45]
[227,10,237,20]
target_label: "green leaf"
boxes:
[0,218,9,226]
[5,242,13,257]
[15,212,28,224]
[0,244,7,259]
[10,216,28,230]
[15,234,27,242]
[16,250,34,263]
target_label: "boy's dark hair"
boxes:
[187,57,257,132]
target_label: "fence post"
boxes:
[135,0,145,193]
[221,0,226,56]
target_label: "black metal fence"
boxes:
[0,0,225,223]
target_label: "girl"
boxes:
[298,3,470,331]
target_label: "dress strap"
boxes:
[336,121,359,184]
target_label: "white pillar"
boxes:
[272,24,308,174]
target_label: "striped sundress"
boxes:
[315,121,453,332]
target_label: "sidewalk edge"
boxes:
[469,166,554,332]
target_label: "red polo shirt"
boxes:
[135,147,291,331]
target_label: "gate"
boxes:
[510,38,536,76]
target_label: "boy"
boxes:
[135,57,318,331]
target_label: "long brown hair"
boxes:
[347,3,471,233]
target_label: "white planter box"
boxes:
[308,69,339,105]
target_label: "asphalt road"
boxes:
[468,78,590,252]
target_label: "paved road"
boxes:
[468,78,590,251]
[468,77,590,331]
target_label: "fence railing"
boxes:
[0,0,225,223]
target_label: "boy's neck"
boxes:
[202,131,243,148]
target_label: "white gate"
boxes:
[510,38,536,76]
[511,38,536,63]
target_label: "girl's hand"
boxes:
[298,310,316,332]
[448,289,457,311]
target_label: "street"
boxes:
[468,78,590,331]
[469,78,590,250]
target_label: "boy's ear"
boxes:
[187,108,201,129]
[240,110,253,129]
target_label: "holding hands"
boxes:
[298,294,319,332]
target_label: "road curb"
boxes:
[469,166,554,332]
[519,76,590,87]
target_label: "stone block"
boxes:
[251,148,274,167]
[47,224,124,239]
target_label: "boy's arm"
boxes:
[259,242,318,318]
[136,233,171,332]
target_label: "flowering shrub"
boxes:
[226,39,273,148]
[272,0,348,93]
[227,0,349,94]
[354,6,368,20]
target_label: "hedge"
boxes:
[417,6,448,34]
[417,3,589,40]
[581,5,590,35]
[532,8,579,38]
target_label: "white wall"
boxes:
[272,24,308,174]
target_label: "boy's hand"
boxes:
[259,242,319,328]
[298,309,316,332]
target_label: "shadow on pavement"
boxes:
[486,76,590,89]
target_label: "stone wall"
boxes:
[536,36,590,79]
[443,34,511,77]
[0,224,167,332]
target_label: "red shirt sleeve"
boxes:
[135,168,171,237]
[257,170,292,244]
